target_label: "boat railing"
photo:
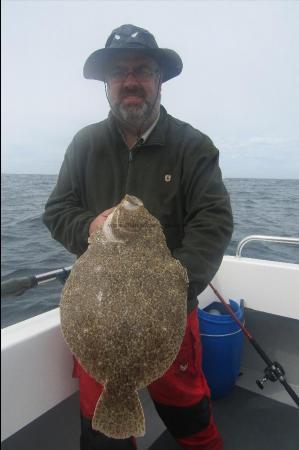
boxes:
[236,235,299,258]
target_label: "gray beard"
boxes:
[117,101,150,128]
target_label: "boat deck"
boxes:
[2,386,298,450]
[150,386,299,450]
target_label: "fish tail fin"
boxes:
[92,381,145,439]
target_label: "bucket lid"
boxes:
[199,300,244,323]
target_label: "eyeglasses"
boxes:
[106,67,160,83]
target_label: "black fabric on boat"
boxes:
[149,387,299,450]
[152,395,210,438]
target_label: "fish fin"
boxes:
[92,382,145,439]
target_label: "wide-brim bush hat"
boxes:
[83,24,183,83]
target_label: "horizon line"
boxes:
[1,172,299,181]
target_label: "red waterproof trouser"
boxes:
[73,309,223,450]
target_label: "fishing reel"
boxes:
[256,362,285,390]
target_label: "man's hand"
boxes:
[89,207,116,236]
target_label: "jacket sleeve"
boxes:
[172,135,233,298]
[42,139,96,256]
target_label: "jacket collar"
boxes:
[107,105,167,147]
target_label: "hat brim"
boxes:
[83,48,183,83]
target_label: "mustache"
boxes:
[119,87,145,100]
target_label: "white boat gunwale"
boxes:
[1,254,299,443]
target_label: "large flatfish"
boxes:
[60,195,188,438]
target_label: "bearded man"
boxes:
[43,24,233,450]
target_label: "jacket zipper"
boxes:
[125,139,143,193]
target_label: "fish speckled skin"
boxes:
[60,195,188,438]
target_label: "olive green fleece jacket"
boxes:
[43,105,233,313]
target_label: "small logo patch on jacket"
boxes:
[165,174,172,182]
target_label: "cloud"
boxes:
[2,0,299,177]
[218,136,299,178]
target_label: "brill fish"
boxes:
[60,195,188,438]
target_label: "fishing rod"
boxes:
[1,266,72,298]
[209,282,299,408]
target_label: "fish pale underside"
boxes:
[60,195,188,439]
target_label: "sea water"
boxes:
[1,175,299,328]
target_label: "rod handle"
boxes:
[1,276,37,298]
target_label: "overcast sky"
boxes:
[2,0,299,178]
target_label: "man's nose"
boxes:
[123,72,140,85]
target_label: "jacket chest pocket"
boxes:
[147,167,182,212]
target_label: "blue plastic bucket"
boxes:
[198,299,244,399]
